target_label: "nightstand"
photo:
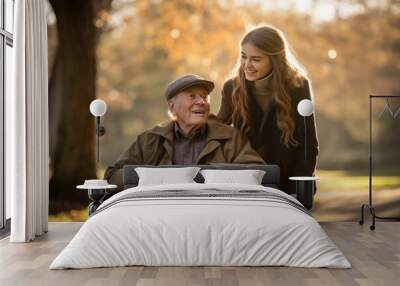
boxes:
[289,176,319,210]
[77,183,117,216]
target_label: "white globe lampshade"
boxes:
[90,99,107,117]
[297,99,314,117]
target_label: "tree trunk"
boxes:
[49,47,62,164]
[49,0,97,212]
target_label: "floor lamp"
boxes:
[89,99,107,162]
[289,99,319,210]
[297,99,314,160]
[79,99,115,215]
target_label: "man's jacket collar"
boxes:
[148,115,233,143]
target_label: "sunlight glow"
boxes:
[238,0,365,23]
[210,71,219,80]
[328,49,337,59]
[170,29,181,39]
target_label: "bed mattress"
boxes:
[50,183,351,269]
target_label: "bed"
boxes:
[50,164,351,269]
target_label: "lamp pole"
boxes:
[90,99,107,163]
[304,116,307,161]
[297,99,314,165]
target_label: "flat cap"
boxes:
[165,74,215,100]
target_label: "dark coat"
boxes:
[104,115,265,189]
[217,79,319,194]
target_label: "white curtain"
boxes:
[6,0,49,242]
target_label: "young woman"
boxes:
[218,25,319,195]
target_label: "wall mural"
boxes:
[46,0,400,222]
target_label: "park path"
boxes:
[312,188,400,221]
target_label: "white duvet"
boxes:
[50,183,351,269]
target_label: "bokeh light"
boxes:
[328,49,337,59]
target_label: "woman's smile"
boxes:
[241,42,272,81]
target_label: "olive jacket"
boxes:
[104,115,265,188]
[218,79,319,194]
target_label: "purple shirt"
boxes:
[172,123,206,165]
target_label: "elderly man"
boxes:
[104,74,264,187]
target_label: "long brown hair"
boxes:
[232,25,306,147]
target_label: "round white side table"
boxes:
[76,184,117,215]
[289,176,320,210]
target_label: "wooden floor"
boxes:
[0,222,399,286]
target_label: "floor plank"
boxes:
[0,222,399,286]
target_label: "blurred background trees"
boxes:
[47,0,400,212]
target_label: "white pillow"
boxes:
[135,167,201,186]
[200,169,266,185]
